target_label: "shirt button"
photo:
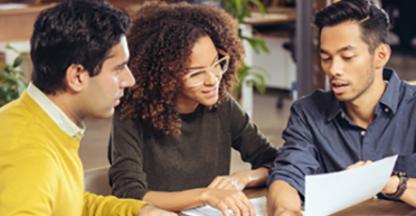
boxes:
[341,113,346,118]
[361,131,366,136]
[384,108,389,113]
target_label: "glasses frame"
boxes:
[183,49,230,87]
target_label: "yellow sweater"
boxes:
[0,92,145,216]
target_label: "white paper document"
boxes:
[304,155,398,216]
[182,196,267,216]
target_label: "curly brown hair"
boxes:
[120,1,244,135]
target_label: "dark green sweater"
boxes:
[109,96,277,199]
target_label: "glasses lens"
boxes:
[185,55,229,86]
[186,70,206,86]
[214,57,229,75]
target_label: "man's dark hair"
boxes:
[30,0,131,94]
[315,0,390,53]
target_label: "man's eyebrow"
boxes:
[320,45,357,55]
[112,60,129,70]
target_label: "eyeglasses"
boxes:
[183,50,230,87]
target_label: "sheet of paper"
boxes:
[182,196,266,216]
[304,155,398,216]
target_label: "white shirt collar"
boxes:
[27,83,86,140]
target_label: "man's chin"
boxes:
[334,94,355,103]
[91,108,115,119]
[104,108,115,118]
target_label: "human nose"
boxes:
[204,68,220,85]
[121,66,136,88]
[327,57,344,77]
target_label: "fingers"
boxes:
[216,202,231,216]
[234,193,255,216]
[208,176,222,188]
[209,176,244,190]
[225,199,242,216]
[364,160,373,165]
[220,194,250,216]
[347,161,365,169]
[204,189,254,216]
[347,160,373,169]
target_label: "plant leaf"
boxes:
[249,0,267,14]
[0,45,28,107]
[12,56,23,68]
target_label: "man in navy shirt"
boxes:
[267,0,416,215]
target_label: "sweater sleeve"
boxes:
[226,96,278,170]
[109,110,149,199]
[0,149,58,215]
[82,192,145,216]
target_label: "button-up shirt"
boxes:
[27,83,85,140]
[268,68,416,196]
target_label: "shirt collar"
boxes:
[27,83,85,140]
[379,68,401,114]
[326,68,402,121]
[326,95,342,122]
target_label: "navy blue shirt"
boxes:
[268,69,416,196]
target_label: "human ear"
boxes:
[374,43,391,69]
[64,64,89,93]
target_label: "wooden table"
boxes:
[334,198,416,216]
[245,188,416,216]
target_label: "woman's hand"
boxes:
[209,168,270,191]
[208,173,249,191]
[200,188,255,216]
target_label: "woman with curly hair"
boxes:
[108,2,277,215]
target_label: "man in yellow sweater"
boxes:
[0,0,176,215]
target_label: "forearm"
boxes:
[404,178,416,191]
[400,178,416,207]
[143,188,206,211]
[267,180,302,214]
[384,176,416,207]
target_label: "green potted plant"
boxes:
[0,44,29,107]
[215,0,269,96]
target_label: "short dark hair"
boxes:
[30,0,131,94]
[315,0,390,52]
